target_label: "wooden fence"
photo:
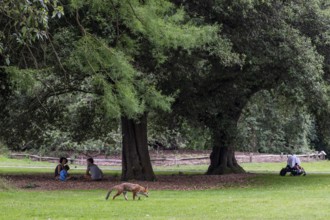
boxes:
[9,151,327,166]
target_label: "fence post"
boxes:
[175,150,178,167]
[249,153,253,163]
[280,152,283,161]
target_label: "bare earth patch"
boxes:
[1,173,255,191]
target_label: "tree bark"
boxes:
[121,113,156,181]
[206,130,245,175]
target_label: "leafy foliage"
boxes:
[0,0,63,63]
[1,0,330,161]
[148,113,212,150]
[0,0,221,154]
[236,90,317,153]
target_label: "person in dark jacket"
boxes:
[55,157,69,179]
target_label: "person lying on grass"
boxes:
[85,157,103,181]
[59,165,71,181]
[54,157,69,180]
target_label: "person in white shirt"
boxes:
[286,154,306,176]
[287,154,301,168]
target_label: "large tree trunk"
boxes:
[206,130,245,175]
[121,113,156,181]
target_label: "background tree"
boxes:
[2,0,330,180]
[163,0,330,174]
[1,0,223,180]
[0,0,64,150]
[236,89,317,154]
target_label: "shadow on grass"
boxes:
[250,173,330,190]
[0,177,12,191]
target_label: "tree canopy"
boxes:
[1,0,226,180]
[1,0,330,178]
[161,0,330,174]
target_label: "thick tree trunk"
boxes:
[121,114,156,181]
[206,130,245,175]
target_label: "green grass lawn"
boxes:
[1,156,330,219]
[1,174,330,219]
[1,155,330,175]
[241,160,330,173]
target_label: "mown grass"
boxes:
[1,155,330,219]
[1,155,330,175]
[241,160,330,173]
[0,155,54,168]
[1,174,330,219]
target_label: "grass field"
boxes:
[1,156,330,219]
[1,155,330,174]
[1,174,330,219]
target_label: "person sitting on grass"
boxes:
[287,154,306,176]
[55,157,69,179]
[59,165,71,181]
[85,157,103,181]
[292,163,306,176]
[287,154,300,168]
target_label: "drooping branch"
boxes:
[26,45,39,69]
[126,0,145,25]
[75,9,86,36]
[25,86,95,114]
[46,32,67,76]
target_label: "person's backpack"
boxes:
[279,168,287,176]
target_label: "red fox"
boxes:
[105,183,149,201]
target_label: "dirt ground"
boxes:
[2,173,255,191]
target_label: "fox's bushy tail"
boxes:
[105,189,113,200]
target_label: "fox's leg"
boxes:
[123,191,128,200]
[112,191,122,200]
[105,189,113,200]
